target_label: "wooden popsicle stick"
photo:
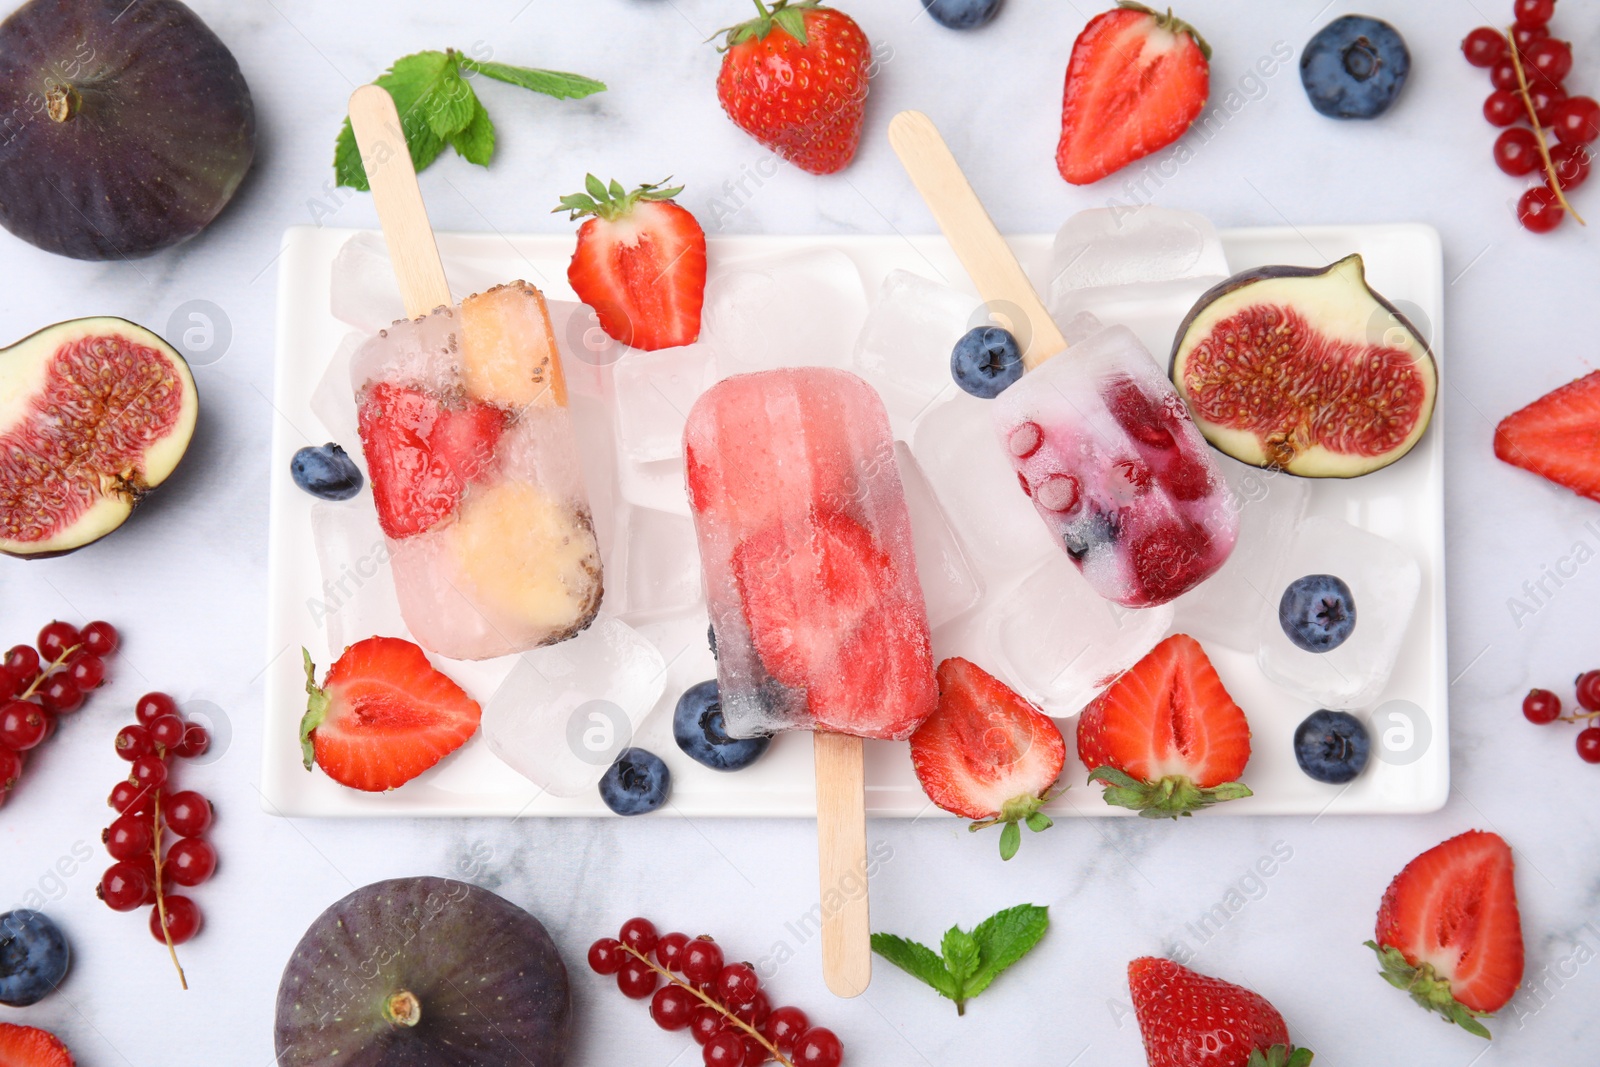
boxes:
[347,84,453,317]
[888,110,1067,371]
[814,731,871,998]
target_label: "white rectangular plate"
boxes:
[263,223,1447,819]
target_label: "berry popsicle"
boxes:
[347,86,601,659]
[888,111,1238,606]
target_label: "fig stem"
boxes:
[384,990,422,1027]
[1505,27,1586,226]
[616,943,796,1067]
[150,791,189,991]
[45,84,80,123]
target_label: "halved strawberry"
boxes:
[356,383,506,539]
[1494,370,1600,503]
[558,176,707,352]
[1367,830,1524,1038]
[1128,957,1311,1067]
[910,658,1066,860]
[0,1023,74,1067]
[299,637,482,792]
[1056,2,1211,185]
[1077,633,1252,817]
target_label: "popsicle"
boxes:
[888,111,1238,607]
[347,85,602,660]
[684,367,938,997]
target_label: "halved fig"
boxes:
[0,318,198,557]
[1170,254,1437,478]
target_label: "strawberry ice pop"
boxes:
[683,368,937,740]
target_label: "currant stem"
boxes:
[151,791,188,990]
[18,643,80,701]
[617,943,795,1067]
[1506,26,1587,225]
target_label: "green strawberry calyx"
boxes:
[1088,766,1251,819]
[1365,940,1494,1040]
[968,786,1065,862]
[1246,1046,1315,1067]
[1117,2,1212,61]
[713,0,824,51]
[299,648,330,771]
[554,175,685,222]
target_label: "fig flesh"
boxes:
[0,318,197,558]
[274,877,572,1067]
[1170,254,1436,478]
[0,0,256,260]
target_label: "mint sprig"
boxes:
[871,904,1048,1015]
[335,49,605,190]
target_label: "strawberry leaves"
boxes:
[335,50,605,190]
[871,904,1048,1015]
[298,648,328,771]
[715,0,821,50]
[1365,941,1493,1039]
[555,176,686,222]
[1088,766,1252,819]
[1247,1047,1315,1067]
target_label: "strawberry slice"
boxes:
[1077,633,1252,817]
[1367,830,1524,1038]
[910,657,1066,860]
[1494,369,1600,503]
[356,383,505,539]
[559,177,707,352]
[1128,957,1311,1067]
[298,637,482,792]
[1056,2,1211,185]
[0,1023,75,1067]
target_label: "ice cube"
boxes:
[702,248,869,372]
[309,500,401,659]
[896,443,982,627]
[482,613,668,796]
[986,557,1173,715]
[616,506,704,624]
[330,232,407,334]
[1257,517,1421,708]
[309,332,367,446]
[1172,457,1310,650]
[852,269,976,424]
[1043,206,1229,361]
[613,343,718,464]
[909,393,1056,582]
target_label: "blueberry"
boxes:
[1301,15,1410,119]
[673,680,770,772]
[1294,709,1371,784]
[291,443,364,501]
[598,747,671,816]
[707,622,718,661]
[920,0,1003,30]
[1279,573,1357,652]
[0,909,69,1007]
[1062,508,1120,561]
[951,326,1023,398]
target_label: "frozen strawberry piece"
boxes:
[356,383,506,539]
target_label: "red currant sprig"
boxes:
[1521,672,1600,763]
[0,620,119,805]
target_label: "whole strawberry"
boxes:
[715,0,872,175]
[1129,957,1312,1067]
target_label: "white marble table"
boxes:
[4,0,1599,1063]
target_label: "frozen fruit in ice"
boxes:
[0,910,69,1007]
[356,383,507,538]
[0,318,198,557]
[921,0,1003,29]
[1494,370,1600,503]
[1301,15,1410,119]
[299,637,481,792]
[0,1022,74,1067]
[460,282,567,408]
[1172,254,1437,477]
[275,877,571,1067]
[949,326,1022,398]
[1278,573,1356,653]
[1128,956,1310,1067]
[1293,709,1369,784]
[598,748,670,816]
[1078,634,1252,818]
[290,443,363,501]
[0,0,254,260]
[673,680,770,772]
[1368,830,1523,1037]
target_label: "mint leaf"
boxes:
[421,64,477,140]
[460,58,606,100]
[874,904,1049,1016]
[967,904,1049,999]
[870,933,957,1000]
[447,95,495,166]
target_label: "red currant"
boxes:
[1525,37,1573,84]
[115,724,154,761]
[619,916,659,956]
[1553,95,1600,144]
[655,930,691,971]
[67,652,105,690]
[716,962,762,1005]
[1495,127,1542,176]
[1518,186,1565,232]
[1577,727,1600,764]
[650,984,696,1031]
[173,723,210,759]
[1550,142,1591,190]
[588,937,625,975]
[3,645,39,679]
[164,837,217,887]
[38,676,82,715]
[81,621,120,657]
[163,790,213,837]
[683,937,725,988]
[1576,670,1600,712]
[36,621,79,662]
[1463,27,1509,68]
[1514,23,1550,53]
[109,780,160,815]
[1523,688,1563,724]
[702,1031,746,1067]
[743,1036,770,1066]
[98,862,153,911]
[793,1026,843,1067]
[1531,82,1568,125]
[148,714,186,752]
[129,754,169,790]
[0,701,47,750]
[1514,0,1556,28]
[690,1006,725,1046]
[1484,90,1524,127]
[731,989,771,1026]
[617,957,660,999]
[0,747,21,790]
[135,692,178,726]
[104,812,155,861]
[1491,61,1521,93]
[151,895,202,944]
[761,1006,809,1054]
